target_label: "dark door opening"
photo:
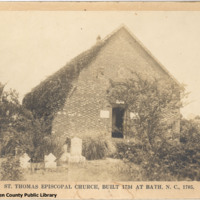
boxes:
[112,107,125,138]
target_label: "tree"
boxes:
[0,82,56,162]
[107,73,185,150]
[0,83,36,156]
[0,84,34,156]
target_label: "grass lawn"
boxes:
[24,158,142,181]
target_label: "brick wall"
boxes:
[52,28,180,143]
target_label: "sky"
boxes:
[0,11,200,118]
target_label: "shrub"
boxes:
[141,142,200,181]
[180,118,200,150]
[82,136,116,160]
[114,137,200,181]
[51,139,64,159]
[44,136,64,159]
[112,139,148,165]
[0,156,24,181]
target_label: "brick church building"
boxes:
[23,25,181,144]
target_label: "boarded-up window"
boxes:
[100,110,109,118]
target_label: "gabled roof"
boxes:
[119,24,180,86]
[23,25,179,120]
[23,31,106,118]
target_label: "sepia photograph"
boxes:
[0,7,200,185]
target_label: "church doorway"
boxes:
[112,107,125,138]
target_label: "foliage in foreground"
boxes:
[0,82,53,162]
[113,117,200,181]
[0,156,24,181]
[141,142,200,181]
[180,117,200,147]
[112,140,148,165]
[82,135,116,160]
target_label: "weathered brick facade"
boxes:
[51,27,180,143]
